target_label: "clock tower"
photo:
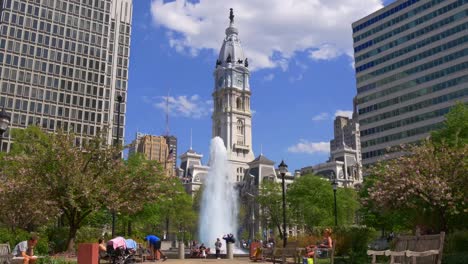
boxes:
[212,9,254,183]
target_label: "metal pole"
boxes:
[333,188,338,226]
[251,199,255,242]
[281,172,287,264]
[112,96,122,237]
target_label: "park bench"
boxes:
[265,241,302,263]
[0,244,12,264]
[0,244,28,264]
[313,241,336,264]
[133,243,149,263]
[367,232,445,264]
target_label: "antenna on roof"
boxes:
[165,89,170,136]
[190,128,193,150]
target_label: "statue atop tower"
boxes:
[229,8,234,24]
[212,9,254,183]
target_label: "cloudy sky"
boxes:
[126,0,393,171]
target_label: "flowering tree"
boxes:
[0,127,165,251]
[0,126,58,232]
[366,142,467,232]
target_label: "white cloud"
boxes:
[289,74,303,83]
[147,94,212,119]
[263,73,275,81]
[288,140,330,154]
[150,0,384,70]
[312,112,330,121]
[335,110,353,119]
[309,44,340,61]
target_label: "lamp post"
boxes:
[246,191,255,242]
[332,179,338,226]
[0,107,11,152]
[278,160,288,264]
[112,95,123,237]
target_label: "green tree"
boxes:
[359,174,410,235]
[0,126,57,232]
[0,128,165,251]
[431,102,468,147]
[287,174,359,231]
[256,180,285,238]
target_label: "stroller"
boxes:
[106,237,136,264]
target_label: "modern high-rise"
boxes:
[0,0,132,151]
[352,0,468,165]
[212,9,254,182]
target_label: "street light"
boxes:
[112,95,123,237]
[0,107,11,152]
[332,179,338,226]
[278,161,288,249]
[246,191,255,242]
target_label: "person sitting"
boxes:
[190,241,200,258]
[199,243,207,259]
[12,234,39,264]
[98,239,109,263]
[305,228,333,258]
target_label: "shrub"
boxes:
[443,229,468,264]
[0,228,29,249]
[296,225,376,262]
[0,228,49,255]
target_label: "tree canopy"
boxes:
[287,175,359,231]
[363,104,468,232]
[0,127,166,251]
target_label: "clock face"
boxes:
[217,76,224,88]
[235,73,243,86]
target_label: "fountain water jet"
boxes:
[199,137,238,251]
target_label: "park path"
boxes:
[142,257,254,264]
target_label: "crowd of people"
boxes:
[11,230,335,262]
[97,234,167,263]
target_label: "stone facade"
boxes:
[212,10,254,183]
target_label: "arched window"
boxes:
[236,97,242,109]
[237,119,244,135]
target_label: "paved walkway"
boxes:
[142,258,254,264]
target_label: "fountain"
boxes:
[199,137,238,251]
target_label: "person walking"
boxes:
[144,234,168,262]
[214,238,222,259]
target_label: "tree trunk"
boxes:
[277,224,283,239]
[66,225,79,252]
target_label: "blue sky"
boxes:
[125,0,393,171]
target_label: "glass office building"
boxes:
[0,0,132,151]
[352,0,468,165]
